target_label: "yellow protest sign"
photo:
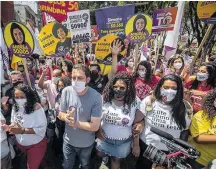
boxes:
[3,21,34,58]
[197,1,216,23]
[95,34,126,75]
[125,14,152,43]
[39,22,71,56]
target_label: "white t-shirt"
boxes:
[140,96,191,151]
[0,112,10,158]
[11,105,47,146]
[101,101,139,140]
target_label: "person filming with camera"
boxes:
[136,74,191,169]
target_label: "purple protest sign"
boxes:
[95,5,135,39]
[152,7,178,33]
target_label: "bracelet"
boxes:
[21,128,25,134]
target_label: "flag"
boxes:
[26,20,44,55]
[0,27,10,84]
[163,1,185,60]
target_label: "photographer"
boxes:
[136,74,191,169]
[188,90,216,169]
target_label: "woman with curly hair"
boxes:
[96,72,144,169]
[133,61,160,101]
[52,23,72,54]
[2,84,47,169]
[188,90,216,169]
[185,63,216,113]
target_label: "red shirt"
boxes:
[185,80,213,112]
[117,65,127,72]
[134,75,160,100]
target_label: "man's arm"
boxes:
[38,67,48,89]
[78,117,101,132]
[194,135,216,144]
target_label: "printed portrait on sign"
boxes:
[125,14,152,43]
[3,22,34,58]
[52,23,72,54]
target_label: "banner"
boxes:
[3,21,34,58]
[39,22,71,57]
[125,14,152,43]
[95,34,126,75]
[152,7,178,33]
[68,10,91,44]
[39,1,79,22]
[197,1,216,23]
[95,5,135,39]
[91,25,99,43]
[42,12,70,30]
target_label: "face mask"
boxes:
[138,71,146,78]
[62,66,68,72]
[12,81,23,87]
[113,90,126,99]
[52,77,60,85]
[58,87,64,93]
[15,98,27,107]
[161,89,177,102]
[90,71,99,81]
[72,80,86,93]
[173,62,183,69]
[197,73,209,81]
[127,61,134,68]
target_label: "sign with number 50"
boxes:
[68,10,91,44]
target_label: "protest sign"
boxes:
[152,7,178,33]
[91,25,99,43]
[197,1,216,23]
[39,22,71,56]
[42,12,70,30]
[95,5,135,39]
[3,21,34,58]
[68,10,91,44]
[39,1,79,22]
[95,34,126,75]
[125,14,152,43]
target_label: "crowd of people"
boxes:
[1,39,216,169]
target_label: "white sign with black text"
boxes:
[67,10,91,43]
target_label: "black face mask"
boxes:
[13,81,23,87]
[113,90,126,99]
[90,72,99,81]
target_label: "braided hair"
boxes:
[103,72,136,110]
[13,84,40,114]
[203,89,216,122]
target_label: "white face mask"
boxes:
[138,70,146,78]
[127,61,134,68]
[62,66,68,72]
[72,80,86,93]
[52,77,60,85]
[161,89,177,102]
[15,98,27,107]
[173,62,183,69]
[197,73,209,81]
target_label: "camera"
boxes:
[143,127,200,169]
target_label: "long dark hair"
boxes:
[133,14,147,33]
[133,61,152,83]
[13,84,40,114]
[190,63,216,90]
[60,59,73,73]
[10,23,25,45]
[203,89,216,122]
[103,72,136,109]
[154,74,186,130]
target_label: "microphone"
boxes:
[150,127,174,140]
